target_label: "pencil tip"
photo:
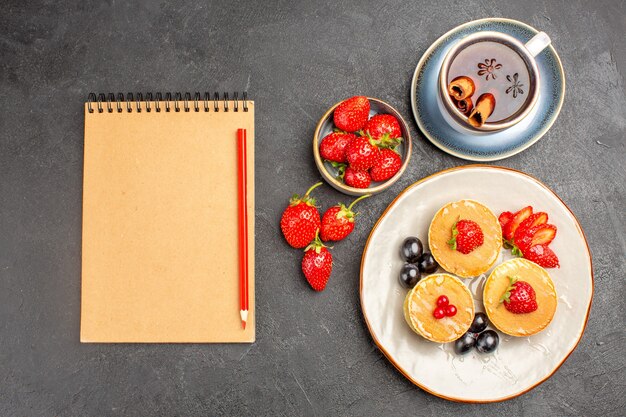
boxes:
[242,321,246,330]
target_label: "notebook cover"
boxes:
[81,101,255,343]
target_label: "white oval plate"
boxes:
[360,166,593,402]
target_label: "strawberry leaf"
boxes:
[499,275,519,304]
[336,203,352,220]
[329,161,346,169]
[374,133,402,150]
[292,182,322,207]
[447,220,459,251]
[363,131,376,145]
[289,193,301,205]
[342,194,370,220]
[329,161,347,180]
[304,230,330,254]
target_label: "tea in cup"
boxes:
[438,31,551,133]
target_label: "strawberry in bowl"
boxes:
[313,96,412,196]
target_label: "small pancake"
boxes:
[483,258,557,337]
[429,200,502,278]
[403,274,474,343]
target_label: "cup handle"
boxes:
[525,32,551,57]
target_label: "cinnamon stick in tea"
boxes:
[448,76,475,101]
[468,93,496,128]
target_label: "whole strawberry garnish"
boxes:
[524,244,560,268]
[363,114,403,148]
[302,233,333,291]
[333,96,370,132]
[343,167,371,188]
[345,136,379,170]
[280,182,323,248]
[319,132,356,163]
[320,194,370,242]
[500,276,538,314]
[370,148,402,182]
[448,219,484,254]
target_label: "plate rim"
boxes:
[359,165,594,403]
[410,17,566,162]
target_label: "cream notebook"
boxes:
[81,92,254,343]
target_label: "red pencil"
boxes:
[237,128,249,329]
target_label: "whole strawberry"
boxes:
[320,194,370,242]
[345,136,379,170]
[448,219,484,254]
[524,244,560,268]
[302,233,333,291]
[500,276,538,314]
[280,182,323,248]
[363,114,402,148]
[343,167,371,189]
[333,96,370,132]
[319,132,356,163]
[370,148,402,182]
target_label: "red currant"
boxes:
[445,304,457,317]
[433,307,446,319]
[436,295,449,307]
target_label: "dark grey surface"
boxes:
[1,0,625,416]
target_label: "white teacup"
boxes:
[438,31,551,133]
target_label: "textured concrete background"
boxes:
[1,0,625,416]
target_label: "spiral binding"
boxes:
[87,92,249,114]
